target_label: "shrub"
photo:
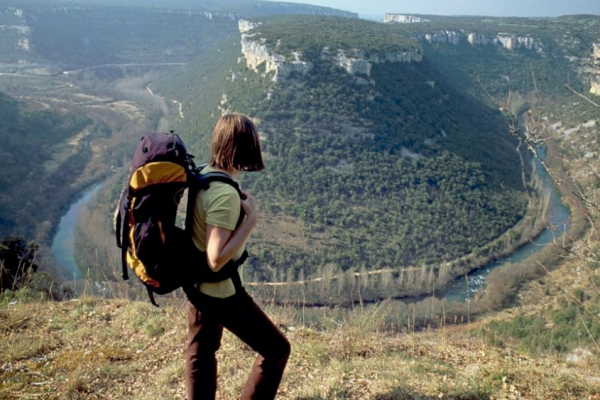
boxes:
[0,236,38,292]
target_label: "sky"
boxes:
[267,0,600,18]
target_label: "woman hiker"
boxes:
[183,113,290,399]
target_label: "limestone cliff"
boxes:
[383,14,430,24]
[419,31,461,45]
[239,19,421,83]
[0,7,32,62]
[590,43,600,96]
[495,33,539,51]
[467,33,490,45]
[332,48,422,77]
[417,30,542,52]
[590,81,600,96]
[239,20,313,82]
[0,24,30,51]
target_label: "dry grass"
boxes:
[0,294,599,400]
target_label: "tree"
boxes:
[0,236,38,292]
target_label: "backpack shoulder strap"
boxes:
[200,172,246,199]
[184,169,246,235]
[183,168,249,287]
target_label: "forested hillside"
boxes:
[0,0,359,278]
[383,14,599,101]
[2,0,596,307]
[1,1,354,70]
[154,16,531,289]
[0,92,91,241]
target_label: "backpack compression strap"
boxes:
[120,203,131,281]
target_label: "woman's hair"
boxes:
[209,113,265,172]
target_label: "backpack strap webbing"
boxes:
[147,287,159,307]
[120,198,132,281]
[115,207,122,248]
[114,189,130,281]
[229,250,248,291]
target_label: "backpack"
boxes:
[114,132,247,306]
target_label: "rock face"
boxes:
[383,14,430,24]
[239,20,313,82]
[495,33,538,51]
[590,43,600,96]
[420,31,461,45]
[0,7,32,61]
[333,48,422,77]
[467,33,490,45]
[334,49,372,76]
[239,19,421,82]
[238,19,260,34]
[417,30,542,52]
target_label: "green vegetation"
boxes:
[27,6,238,68]
[0,92,92,241]
[0,1,361,283]
[1,1,595,310]
[3,4,589,311]
[2,1,355,69]
[481,297,600,354]
[477,90,600,357]
[152,37,243,158]
[184,16,531,284]
[250,15,418,58]
[0,236,38,292]
[384,14,599,101]
[421,40,575,102]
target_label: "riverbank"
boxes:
[50,184,103,280]
[246,155,565,307]
[50,145,563,310]
[474,123,590,311]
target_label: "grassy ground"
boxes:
[1,291,599,400]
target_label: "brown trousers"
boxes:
[185,288,290,400]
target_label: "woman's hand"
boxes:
[241,192,258,225]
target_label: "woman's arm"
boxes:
[205,193,257,272]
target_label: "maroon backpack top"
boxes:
[114,132,246,306]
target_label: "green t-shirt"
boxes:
[191,166,246,298]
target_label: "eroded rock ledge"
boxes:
[239,19,422,82]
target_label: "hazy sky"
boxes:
[268,0,600,18]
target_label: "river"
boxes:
[442,152,571,303]
[50,184,103,279]
[50,152,569,302]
